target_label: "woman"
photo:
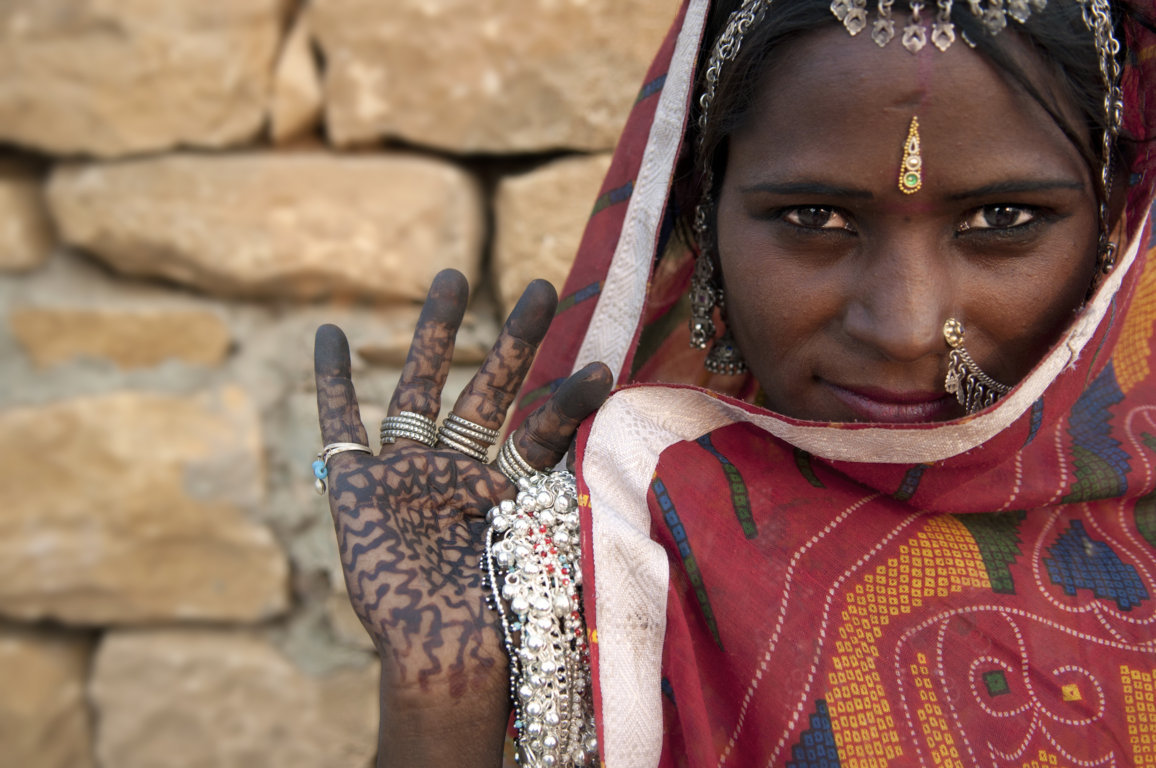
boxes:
[314,0,1156,764]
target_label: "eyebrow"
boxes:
[739,181,874,199]
[739,178,1087,201]
[946,179,1086,200]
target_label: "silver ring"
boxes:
[443,413,500,444]
[436,428,490,462]
[437,416,499,455]
[313,442,372,494]
[436,414,500,462]
[496,439,535,483]
[381,425,438,446]
[320,442,373,462]
[381,411,437,446]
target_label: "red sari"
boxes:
[512,0,1156,764]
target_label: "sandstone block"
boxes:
[494,154,612,314]
[0,0,288,157]
[91,630,378,768]
[0,160,54,272]
[0,627,94,768]
[48,153,484,301]
[270,11,324,144]
[0,388,289,624]
[10,307,231,369]
[309,0,679,153]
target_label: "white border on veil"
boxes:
[572,0,712,387]
[581,2,712,764]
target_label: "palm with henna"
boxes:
[314,269,612,767]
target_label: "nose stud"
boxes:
[943,318,1011,414]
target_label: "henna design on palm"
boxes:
[326,450,506,695]
[314,269,612,765]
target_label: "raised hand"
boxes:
[314,269,611,767]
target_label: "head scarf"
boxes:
[514,1,1156,765]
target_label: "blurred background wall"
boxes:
[0,0,678,765]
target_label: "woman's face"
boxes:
[715,25,1100,423]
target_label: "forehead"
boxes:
[730,25,1090,191]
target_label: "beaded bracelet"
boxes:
[484,471,598,767]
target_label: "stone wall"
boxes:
[0,1,677,765]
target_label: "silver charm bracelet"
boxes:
[484,471,598,766]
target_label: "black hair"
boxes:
[681,0,1130,247]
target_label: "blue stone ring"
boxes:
[313,442,372,494]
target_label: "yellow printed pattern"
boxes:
[910,652,964,767]
[1020,749,1068,767]
[1121,665,1156,765]
[827,517,990,766]
[1113,254,1156,394]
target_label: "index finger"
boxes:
[315,323,369,447]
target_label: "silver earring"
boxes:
[704,295,748,376]
[689,251,718,350]
[688,216,744,374]
[943,318,1011,413]
[688,240,747,375]
[1097,236,1118,274]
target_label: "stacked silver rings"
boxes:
[378,412,530,479]
[436,413,500,462]
[497,438,535,483]
[380,410,437,446]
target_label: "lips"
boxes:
[824,382,958,423]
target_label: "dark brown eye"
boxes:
[784,206,848,230]
[961,205,1036,230]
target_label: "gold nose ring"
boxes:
[943,318,1011,414]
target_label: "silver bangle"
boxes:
[380,411,437,446]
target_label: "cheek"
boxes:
[716,207,842,382]
[979,248,1097,371]
[717,244,841,377]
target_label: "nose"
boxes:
[842,236,952,363]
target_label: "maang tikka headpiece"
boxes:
[689,0,1124,377]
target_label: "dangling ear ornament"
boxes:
[1097,234,1118,274]
[943,318,1011,414]
[689,251,718,350]
[688,249,749,376]
[702,291,748,376]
